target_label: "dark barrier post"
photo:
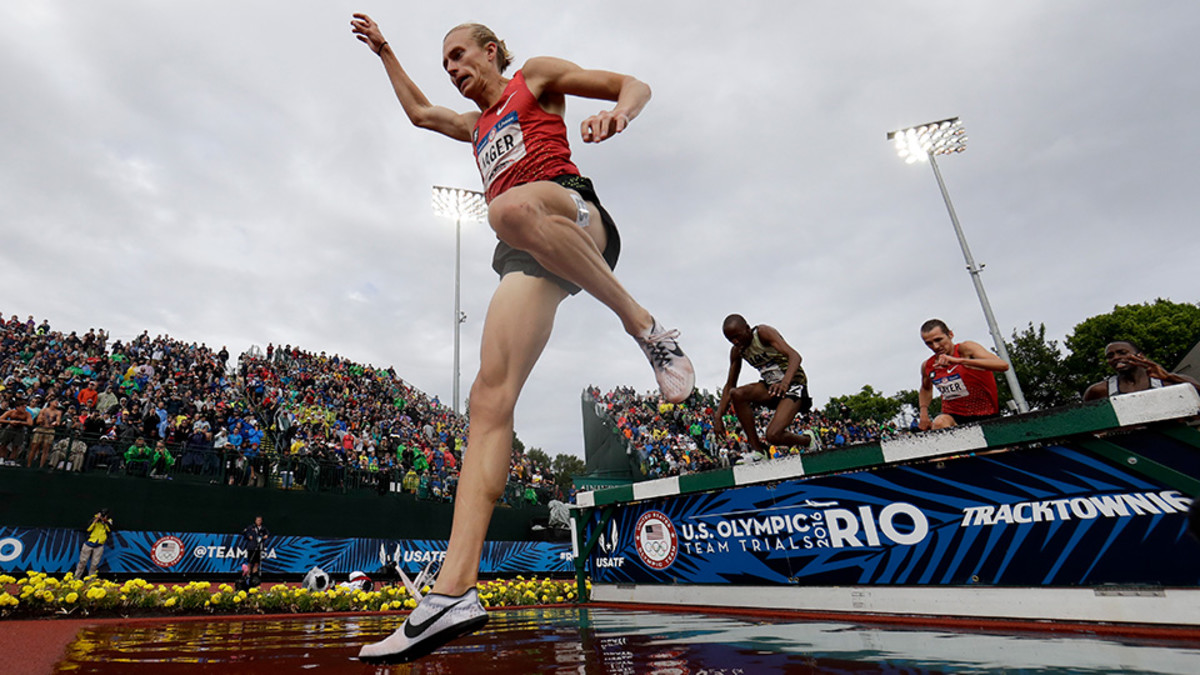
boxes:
[571,505,615,603]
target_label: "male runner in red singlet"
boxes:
[917,319,1009,430]
[350,14,695,663]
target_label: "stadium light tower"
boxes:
[887,117,1029,413]
[432,185,488,415]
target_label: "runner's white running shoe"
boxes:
[636,319,695,403]
[357,588,488,664]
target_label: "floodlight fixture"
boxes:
[432,185,488,415]
[886,117,1028,413]
[887,116,967,164]
[432,185,488,222]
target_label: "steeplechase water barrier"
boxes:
[571,385,1200,630]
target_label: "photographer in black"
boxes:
[240,515,270,589]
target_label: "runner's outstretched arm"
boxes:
[918,366,935,430]
[351,13,477,142]
[713,347,743,435]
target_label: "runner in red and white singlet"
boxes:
[917,319,1009,430]
[472,70,579,202]
[351,14,695,663]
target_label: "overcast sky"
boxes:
[3,2,1197,458]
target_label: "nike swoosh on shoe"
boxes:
[403,601,459,639]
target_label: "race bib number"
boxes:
[933,374,969,400]
[475,111,526,192]
[760,365,784,385]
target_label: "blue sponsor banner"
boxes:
[0,528,572,576]
[586,443,1200,587]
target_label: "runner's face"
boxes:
[922,328,953,355]
[442,29,493,98]
[1105,342,1138,371]
[723,323,751,348]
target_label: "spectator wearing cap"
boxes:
[86,430,119,472]
[26,395,44,422]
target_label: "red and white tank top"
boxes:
[472,70,580,203]
[923,344,1000,417]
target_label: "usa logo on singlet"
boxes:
[933,372,969,400]
[475,111,526,193]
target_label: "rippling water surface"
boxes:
[53,607,1200,673]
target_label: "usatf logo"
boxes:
[634,510,678,570]
[597,519,619,555]
[152,536,185,568]
[402,549,447,564]
[594,519,626,568]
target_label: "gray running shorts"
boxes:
[491,174,621,296]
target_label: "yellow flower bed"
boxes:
[0,573,588,619]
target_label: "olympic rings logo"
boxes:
[644,540,669,556]
[634,511,678,570]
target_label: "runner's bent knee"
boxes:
[932,414,956,430]
[487,192,540,246]
[487,183,579,248]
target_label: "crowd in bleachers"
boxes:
[0,314,244,476]
[1,311,912,498]
[585,385,902,479]
[0,314,560,505]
